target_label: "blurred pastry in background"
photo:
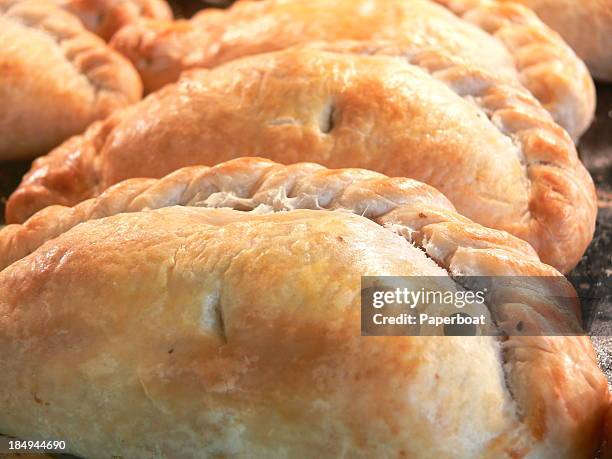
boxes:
[0,0,142,161]
[110,0,595,139]
[495,0,612,82]
[54,0,172,41]
[6,46,596,272]
[0,157,607,459]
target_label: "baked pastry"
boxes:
[0,157,608,458]
[0,0,142,161]
[53,0,172,41]
[495,0,612,82]
[6,46,596,272]
[109,0,595,139]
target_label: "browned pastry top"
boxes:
[6,46,596,272]
[0,0,142,160]
[110,0,595,139]
[0,157,608,458]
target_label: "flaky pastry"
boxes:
[54,0,172,41]
[109,0,595,139]
[6,47,596,272]
[0,0,142,160]
[495,0,612,82]
[0,157,608,458]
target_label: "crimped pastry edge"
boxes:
[298,41,597,273]
[5,45,596,272]
[0,0,142,110]
[431,0,596,139]
[60,0,173,41]
[1,157,537,272]
[0,156,608,458]
[108,0,595,139]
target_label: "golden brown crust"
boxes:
[110,0,516,93]
[432,0,596,139]
[0,157,608,458]
[56,0,172,41]
[0,0,142,160]
[303,41,597,273]
[0,157,532,272]
[6,47,596,272]
[5,115,121,216]
[109,0,594,139]
[496,0,612,82]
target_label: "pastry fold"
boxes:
[0,0,142,160]
[6,47,596,272]
[109,0,595,139]
[495,0,612,82]
[54,0,172,41]
[0,157,608,459]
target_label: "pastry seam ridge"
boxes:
[304,42,595,271]
[70,0,173,41]
[431,0,596,139]
[409,45,596,272]
[0,157,538,272]
[0,0,142,101]
[0,158,606,457]
[108,0,594,139]
[4,45,596,271]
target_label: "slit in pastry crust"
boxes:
[109,0,595,139]
[5,47,596,272]
[0,157,607,458]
